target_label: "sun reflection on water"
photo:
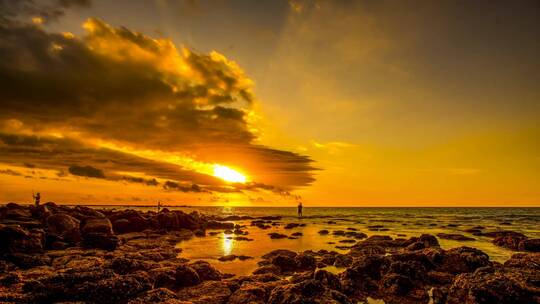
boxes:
[222,235,234,255]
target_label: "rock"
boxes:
[481,230,526,239]
[268,233,288,239]
[177,281,232,304]
[340,255,389,297]
[267,279,352,304]
[419,234,440,247]
[291,232,303,237]
[517,238,540,252]
[218,255,238,262]
[437,233,475,241]
[253,265,281,275]
[45,212,81,242]
[314,269,341,291]
[272,255,297,273]
[227,283,267,304]
[294,253,316,271]
[194,229,206,237]
[82,232,119,250]
[189,260,222,281]
[446,266,538,304]
[493,234,527,250]
[78,273,152,304]
[5,252,51,268]
[0,224,44,254]
[318,229,329,235]
[0,272,21,286]
[82,218,114,235]
[127,288,185,304]
[175,264,201,287]
[334,254,353,268]
[380,273,414,295]
[437,247,490,274]
[284,223,300,229]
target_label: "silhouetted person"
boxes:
[157,201,161,213]
[297,202,303,218]
[33,192,41,207]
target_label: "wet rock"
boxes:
[82,232,119,250]
[106,256,155,274]
[189,260,222,281]
[261,249,297,261]
[272,255,297,273]
[5,252,51,268]
[446,266,538,304]
[45,213,81,243]
[175,264,201,287]
[314,269,341,291]
[253,265,281,275]
[284,223,301,229]
[481,230,526,239]
[294,253,316,271]
[268,232,288,239]
[0,272,20,286]
[205,220,235,230]
[437,233,475,241]
[0,224,44,254]
[340,255,389,297]
[194,229,206,237]
[333,230,345,236]
[127,288,184,304]
[334,254,353,268]
[437,247,490,274]
[427,271,454,285]
[267,279,352,304]
[111,210,148,234]
[177,280,232,304]
[227,283,267,304]
[380,273,413,295]
[318,229,329,235]
[81,217,113,235]
[517,238,540,252]
[291,232,303,237]
[78,273,152,304]
[419,234,440,247]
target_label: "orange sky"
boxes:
[0,0,539,206]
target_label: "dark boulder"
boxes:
[189,260,222,281]
[81,217,113,235]
[82,232,119,250]
[268,279,352,304]
[45,213,81,243]
[175,264,201,287]
[0,224,44,254]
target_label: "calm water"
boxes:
[104,206,540,276]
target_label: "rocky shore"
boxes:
[1,203,539,304]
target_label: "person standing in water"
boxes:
[297,201,303,218]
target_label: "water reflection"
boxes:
[222,235,233,255]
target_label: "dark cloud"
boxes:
[0,0,91,23]
[0,132,223,188]
[0,169,22,176]
[163,181,205,193]
[68,165,105,178]
[0,13,316,194]
[121,176,159,186]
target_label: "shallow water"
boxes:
[105,206,540,276]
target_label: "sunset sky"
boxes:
[1,0,539,206]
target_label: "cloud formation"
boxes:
[0,5,316,197]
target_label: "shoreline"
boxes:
[1,202,539,303]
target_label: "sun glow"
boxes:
[213,165,248,183]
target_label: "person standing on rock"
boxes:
[33,192,41,207]
[157,201,161,212]
[297,201,303,218]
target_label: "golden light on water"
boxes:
[213,165,248,183]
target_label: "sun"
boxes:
[213,164,248,183]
